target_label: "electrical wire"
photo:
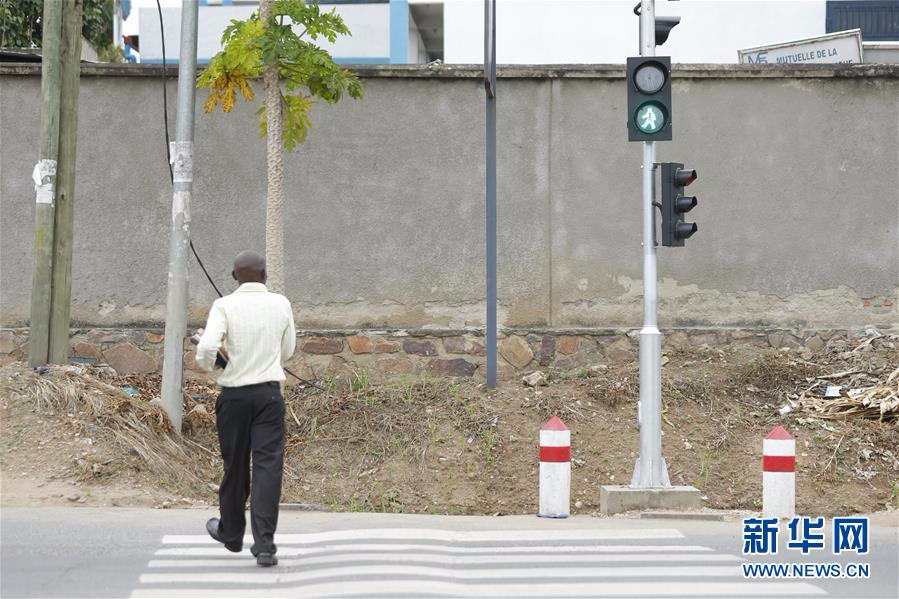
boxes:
[155,1,322,391]
[156,1,223,298]
[157,1,172,181]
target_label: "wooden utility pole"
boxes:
[29,0,64,366]
[48,0,83,364]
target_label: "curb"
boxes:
[279,503,329,512]
[639,511,726,521]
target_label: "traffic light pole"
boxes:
[484,0,497,389]
[632,0,670,488]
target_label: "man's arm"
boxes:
[196,302,227,372]
[280,301,296,364]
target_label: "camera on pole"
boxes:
[661,162,698,247]
[626,56,672,142]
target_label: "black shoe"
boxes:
[206,517,242,553]
[256,552,278,567]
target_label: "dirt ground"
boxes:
[2,335,897,517]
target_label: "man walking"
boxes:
[196,250,295,567]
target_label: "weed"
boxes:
[376,489,404,513]
[693,449,712,489]
[327,488,341,512]
[449,383,461,402]
[350,368,371,397]
[344,494,366,512]
[401,380,415,404]
[479,428,499,467]
[556,367,591,381]
[319,377,337,395]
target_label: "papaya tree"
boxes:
[198,0,363,292]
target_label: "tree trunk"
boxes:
[259,0,285,293]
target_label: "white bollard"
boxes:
[538,416,570,518]
[762,425,795,519]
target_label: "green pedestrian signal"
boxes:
[635,103,666,134]
[626,56,672,142]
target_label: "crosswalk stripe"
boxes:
[160,528,684,545]
[154,543,713,557]
[131,580,827,598]
[147,552,741,569]
[133,527,826,599]
[139,565,742,585]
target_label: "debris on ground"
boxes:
[522,371,548,387]
[790,335,899,420]
[0,364,219,500]
[795,384,898,420]
[1,334,897,516]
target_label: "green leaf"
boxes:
[199,0,363,150]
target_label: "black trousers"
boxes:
[214,381,285,555]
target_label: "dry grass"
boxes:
[0,364,215,491]
[728,351,819,395]
[283,374,497,467]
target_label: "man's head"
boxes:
[232,250,266,285]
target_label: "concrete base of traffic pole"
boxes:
[599,486,702,515]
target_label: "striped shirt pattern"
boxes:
[196,283,296,387]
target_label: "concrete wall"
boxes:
[1,63,897,331]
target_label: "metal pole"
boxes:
[484,0,497,389]
[48,0,83,364]
[160,0,199,432]
[29,0,63,367]
[631,0,670,488]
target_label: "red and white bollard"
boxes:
[538,416,570,518]
[762,425,795,519]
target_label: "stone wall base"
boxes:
[0,326,884,380]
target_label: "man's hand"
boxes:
[190,328,205,346]
[195,327,229,368]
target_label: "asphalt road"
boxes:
[1,508,896,598]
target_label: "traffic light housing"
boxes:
[661,162,697,247]
[654,17,681,46]
[627,56,672,142]
[633,3,682,46]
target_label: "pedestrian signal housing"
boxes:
[627,56,672,142]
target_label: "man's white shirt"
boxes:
[196,283,296,387]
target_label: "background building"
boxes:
[130,0,443,64]
[125,0,898,65]
[445,0,899,64]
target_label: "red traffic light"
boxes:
[674,168,697,187]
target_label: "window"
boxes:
[827,0,899,41]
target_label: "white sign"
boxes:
[739,29,863,65]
